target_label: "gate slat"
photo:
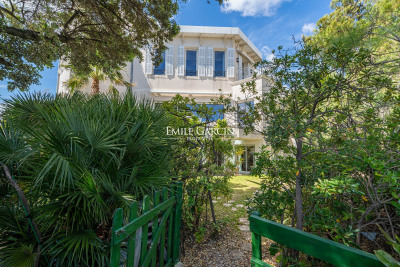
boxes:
[126,201,138,267]
[167,190,173,261]
[110,208,123,267]
[159,188,168,267]
[142,206,173,266]
[109,182,183,267]
[172,183,183,264]
[151,191,161,267]
[113,198,174,244]
[140,196,150,266]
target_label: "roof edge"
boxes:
[179,25,262,60]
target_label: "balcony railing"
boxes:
[185,70,197,76]
[237,67,253,80]
[214,70,226,77]
[154,69,165,75]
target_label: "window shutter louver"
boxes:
[198,47,206,77]
[227,47,235,77]
[206,47,214,77]
[166,45,174,75]
[145,44,153,75]
[178,46,185,76]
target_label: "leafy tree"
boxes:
[162,95,236,235]
[0,92,173,266]
[235,38,395,235]
[309,0,400,76]
[219,0,400,260]
[0,0,223,92]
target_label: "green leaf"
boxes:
[269,243,280,256]
[374,250,400,267]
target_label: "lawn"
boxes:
[213,174,261,226]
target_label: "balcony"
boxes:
[154,69,165,75]
[214,70,226,77]
[237,66,253,80]
[185,70,197,76]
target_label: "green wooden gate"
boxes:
[249,211,384,267]
[110,183,183,267]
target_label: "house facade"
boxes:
[57,26,269,173]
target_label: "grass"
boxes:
[213,174,261,227]
[181,175,263,266]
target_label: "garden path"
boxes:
[180,175,275,266]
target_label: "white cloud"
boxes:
[221,0,290,17]
[301,23,316,35]
[0,85,6,88]
[261,46,275,61]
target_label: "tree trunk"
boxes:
[91,78,100,94]
[1,163,43,266]
[208,190,216,224]
[295,139,304,230]
[295,175,303,230]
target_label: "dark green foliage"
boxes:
[242,37,399,258]
[0,92,173,266]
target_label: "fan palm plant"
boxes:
[0,92,174,266]
[65,65,133,95]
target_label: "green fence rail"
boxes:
[110,182,183,267]
[249,211,384,267]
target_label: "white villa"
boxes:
[57,26,269,173]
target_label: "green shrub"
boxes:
[0,92,173,266]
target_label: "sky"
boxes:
[0,0,332,100]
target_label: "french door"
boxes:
[240,145,254,172]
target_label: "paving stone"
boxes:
[241,242,252,252]
[228,200,234,203]
[231,250,245,260]
[212,200,217,203]
[231,207,237,211]
[238,225,250,231]
[236,204,244,208]
[217,197,221,200]
[223,203,232,207]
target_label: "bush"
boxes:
[0,92,173,266]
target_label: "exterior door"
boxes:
[240,145,254,172]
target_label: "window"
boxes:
[154,51,165,75]
[238,146,254,172]
[237,101,254,127]
[214,51,225,77]
[207,104,224,121]
[186,104,224,122]
[186,50,197,76]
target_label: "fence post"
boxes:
[250,211,262,267]
[172,182,183,264]
[110,208,123,267]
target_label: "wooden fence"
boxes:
[249,211,384,267]
[110,182,183,267]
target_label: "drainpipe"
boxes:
[129,59,134,94]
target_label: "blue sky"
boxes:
[0,0,332,100]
